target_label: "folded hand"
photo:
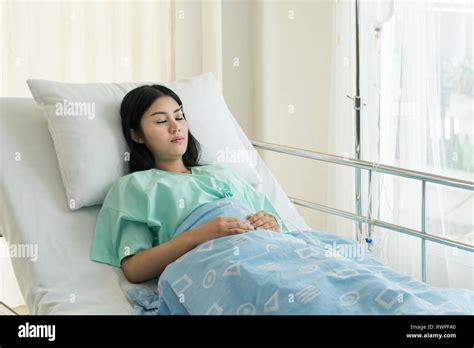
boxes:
[246,211,280,232]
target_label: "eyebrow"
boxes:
[150,106,183,117]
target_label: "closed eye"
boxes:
[156,117,184,124]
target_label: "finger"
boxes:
[241,221,255,230]
[249,214,269,226]
[231,228,252,234]
[252,215,273,228]
[268,215,280,230]
[256,216,280,231]
[247,211,266,223]
[269,215,280,230]
[237,228,253,234]
[231,221,254,232]
[226,217,254,228]
[261,221,277,230]
[229,220,254,230]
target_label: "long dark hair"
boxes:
[120,85,201,173]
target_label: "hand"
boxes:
[189,216,255,246]
[246,211,280,232]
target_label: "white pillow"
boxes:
[27,73,262,210]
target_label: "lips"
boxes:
[171,136,184,143]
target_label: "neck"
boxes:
[154,159,190,174]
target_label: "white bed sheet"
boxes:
[0,97,310,314]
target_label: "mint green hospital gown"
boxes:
[91,164,289,267]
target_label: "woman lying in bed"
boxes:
[91,84,285,283]
[91,85,473,315]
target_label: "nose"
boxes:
[169,119,181,133]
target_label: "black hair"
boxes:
[120,85,201,173]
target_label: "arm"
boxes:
[121,217,254,283]
[121,227,197,283]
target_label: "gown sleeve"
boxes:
[90,177,156,268]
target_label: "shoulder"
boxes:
[115,169,155,189]
[103,169,155,205]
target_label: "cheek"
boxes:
[143,125,168,145]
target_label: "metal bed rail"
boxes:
[251,140,474,282]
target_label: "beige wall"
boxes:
[174,0,223,83]
[174,1,204,80]
[222,0,334,231]
[174,0,335,231]
[222,0,255,138]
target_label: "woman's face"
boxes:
[131,96,189,162]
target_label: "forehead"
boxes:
[147,96,180,113]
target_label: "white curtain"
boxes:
[0,0,223,308]
[0,0,222,97]
[327,0,357,241]
[358,0,473,289]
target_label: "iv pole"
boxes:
[354,0,363,243]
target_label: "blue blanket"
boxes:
[127,197,474,315]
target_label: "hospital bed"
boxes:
[0,95,310,314]
[1,93,473,315]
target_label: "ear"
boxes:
[130,128,145,144]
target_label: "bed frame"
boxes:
[252,140,474,283]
